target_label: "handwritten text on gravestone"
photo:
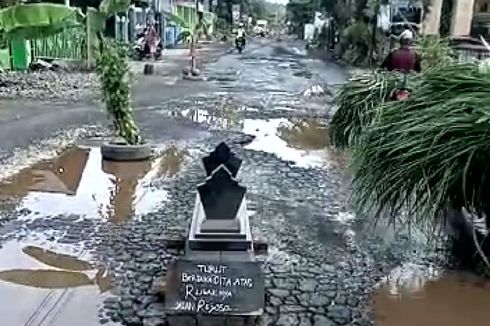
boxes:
[166,260,264,315]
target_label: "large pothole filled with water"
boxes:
[0,145,190,223]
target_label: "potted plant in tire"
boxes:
[96,40,151,161]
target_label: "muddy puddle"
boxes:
[374,265,490,326]
[167,104,345,168]
[0,145,188,222]
[244,118,347,168]
[0,234,114,326]
[244,118,327,168]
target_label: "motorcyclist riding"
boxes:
[380,34,421,101]
[236,23,246,48]
[381,34,421,73]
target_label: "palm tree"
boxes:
[164,11,211,73]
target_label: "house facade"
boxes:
[423,0,490,37]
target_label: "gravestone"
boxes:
[188,164,252,251]
[165,143,264,325]
[202,142,242,177]
[198,165,246,221]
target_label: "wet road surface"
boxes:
[0,38,489,326]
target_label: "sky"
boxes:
[266,0,289,5]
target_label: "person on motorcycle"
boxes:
[381,34,421,73]
[236,23,246,48]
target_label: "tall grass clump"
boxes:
[351,62,490,231]
[330,37,456,150]
[329,71,412,149]
[416,35,455,70]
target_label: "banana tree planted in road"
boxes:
[163,11,211,75]
[94,0,152,160]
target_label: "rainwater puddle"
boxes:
[374,266,490,326]
[164,103,346,168]
[0,145,187,222]
[173,107,243,130]
[243,118,341,168]
[0,235,115,326]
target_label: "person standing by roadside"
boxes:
[146,21,158,61]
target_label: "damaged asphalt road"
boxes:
[0,39,443,326]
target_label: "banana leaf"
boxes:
[176,30,191,43]
[162,11,189,30]
[0,3,84,39]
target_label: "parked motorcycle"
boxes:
[235,37,245,54]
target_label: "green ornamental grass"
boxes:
[329,71,411,149]
[351,62,490,230]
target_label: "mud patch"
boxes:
[374,269,490,326]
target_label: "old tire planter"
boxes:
[102,159,152,178]
[143,64,155,75]
[101,143,152,162]
[183,74,204,81]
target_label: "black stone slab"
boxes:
[202,142,242,177]
[197,165,246,220]
[188,239,251,251]
[165,259,264,315]
[200,219,241,233]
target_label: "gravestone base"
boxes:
[167,315,258,326]
[188,196,253,251]
[167,315,196,326]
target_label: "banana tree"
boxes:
[0,3,85,39]
[163,11,210,71]
[86,0,131,57]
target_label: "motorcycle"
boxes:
[390,88,411,101]
[134,32,163,60]
[389,73,411,101]
[235,36,245,54]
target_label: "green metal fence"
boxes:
[32,27,87,60]
[0,48,10,70]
